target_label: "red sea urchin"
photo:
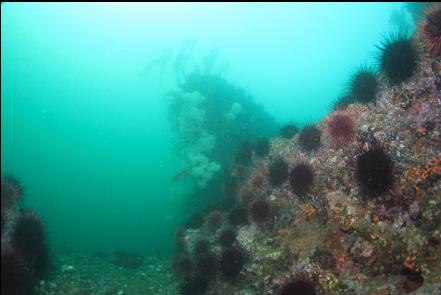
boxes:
[420,5,441,56]
[325,112,356,147]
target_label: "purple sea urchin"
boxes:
[350,65,378,103]
[218,228,236,247]
[173,253,194,279]
[206,210,224,232]
[238,185,254,205]
[219,247,245,280]
[235,141,254,165]
[255,138,270,157]
[10,211,50,278]
[377,30,417,84]
[1,244,32,295]
[280,124,299,139]
[249,200,271,223]
[289,163,314,197]
[333,94,355,111]
[268,158,289,186]
[279,277,317,295]
[356,144,393,198]
[194,239,210,254]
[228,206,249,226]
[299,125,321,152]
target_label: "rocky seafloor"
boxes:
[34,252,179,295]
[172,18,441,295]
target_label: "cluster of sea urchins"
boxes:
[173,207,246,295]
[1,175,51,295]
[169,19,431,295]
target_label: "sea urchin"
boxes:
[10,210,50,278]
[268,158,289,186]
[289,163,314,197]
[350,66,378,103]
[377,30,417,84]
[356,144,393,198]
[279,277,317,295]
[299,125,321,152]
[219,247,245,280]
[1,245,32,295]
[420,5,441,56]
[325,112,356,147]
[249,200,271,224]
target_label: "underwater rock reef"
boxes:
[1,176,51,295]
[172,9,441,295]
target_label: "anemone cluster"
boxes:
[1,175,51,295]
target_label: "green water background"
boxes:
[1,2,408,257]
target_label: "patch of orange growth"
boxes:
[405,158,440,184]
[417,127,426,136]
[277,228,288,238]
[393,94,402,104]
[372,214,380,223]
[414,139,424,154]
[337,256,346,264]
[429,158,440,175]
[332,207,341,220]
[403,255,420,273]
[303,204,317,217]
[415,186,423,201]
